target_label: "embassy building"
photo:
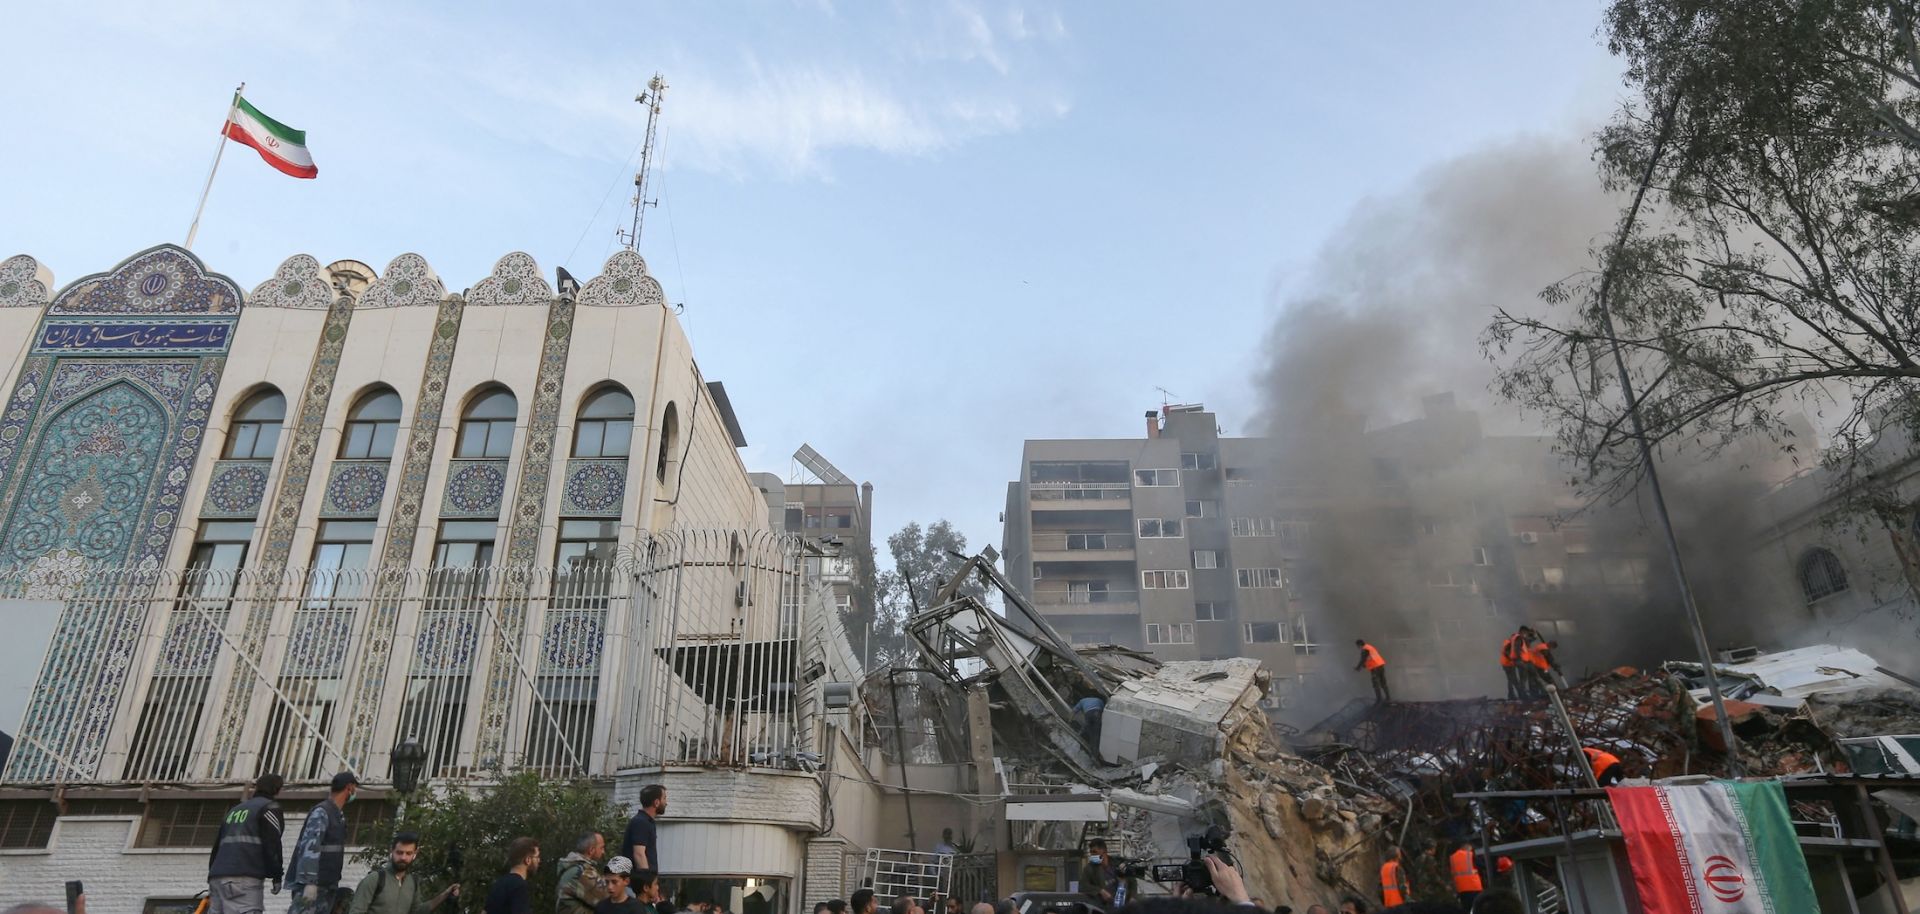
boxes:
[0,245,893,912]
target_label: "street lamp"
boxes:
[392,736,427,822]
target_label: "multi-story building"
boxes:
[1004,397,1673,713]
[0,245,891,911]
[752,444,876,645]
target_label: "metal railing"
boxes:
[1029,532,1135,551]
[1030,588,1139,605]
[0,530,810,787]
[1028,483,1130,502]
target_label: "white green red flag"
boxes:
[222,96,317,179]
[1608,781,1818,914]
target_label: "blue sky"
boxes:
[0,1,1625,554]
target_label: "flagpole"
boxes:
[185,82,243,251]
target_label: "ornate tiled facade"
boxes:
[468,251,553,307]
[442,459,508,518]
[201,460,271,518]
[248,254,335,310]
[321,461,391,517]
[576,249,666,308]
[561,458,628,516]
[0,254,52,308]
[357,253,443,309]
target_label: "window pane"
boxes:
[252,423,281,459]
[466,389,516,420]
[602,423,632,458]
[200,521,256,542]
[439,520,498,541]
[342,425,372,459]
[312,543,345,573]
[318,521,377,541]
[438,542,477,568]
[227,424,257,459]
[351,390,402,421]
[581,388,635,419]
[237,391,286,421]
[370,423,398,459]
[485,421,514,458]
[574,422,604,458]
[457,423,487,458]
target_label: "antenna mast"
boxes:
[618,73,667,251]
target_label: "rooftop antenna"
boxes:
[1155,386,1178,413]
[616,73,667,251]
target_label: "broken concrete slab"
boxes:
[1098,658,1266,765]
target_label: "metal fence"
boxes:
[0,530,808,787]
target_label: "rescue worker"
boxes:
[209,773,287,914]
[1354,639,1389,703]
[1499,631,1523,700]
[1584,745,1625,786]
[1448,841,1483,911]
[1378,845,1410,907]
[1519,629,1552,698]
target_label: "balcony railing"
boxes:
[1030,532,1135,552]
[0,530,816,788]
[1029,483,1131,502]
[1032,589,1140,605]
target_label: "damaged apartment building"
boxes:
[1002,398,1682,713]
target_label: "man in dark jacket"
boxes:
[210,773,288,914]
[291,771,359,912]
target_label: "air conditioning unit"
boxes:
[1518,532,1540,544]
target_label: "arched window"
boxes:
[340,387,402,459]
[656,402,678,483]
[457,387,517,459]
[225,388,285,459]
[573,386,634,458]
[1799,548,1849,603]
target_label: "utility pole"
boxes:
[617,73,667,251]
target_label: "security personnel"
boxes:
[1449,841,1483,910]
[1499,631,1523,699]
[1379,845,1410,907]
[1584,746,1625,786]
[208,773,287,914]
[1355,639,1390,703]
[289,771,358,911]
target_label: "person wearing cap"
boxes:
[596,858,645,914]
[210,773,287,914]
[290,771,360,912]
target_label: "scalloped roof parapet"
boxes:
[48,244,241,315]
[0,255,52,308]
[577,249,666,308]
[358,253,445,309]
[467,252,553,306]
[249,254,336,309]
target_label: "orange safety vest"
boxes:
[1521,639,1550,672]
[1584,746,1621,778]
[1361,642,1386,671]
[1450,847,1483,893]
[1499,635,1517,668]
[1380,859,1409,905]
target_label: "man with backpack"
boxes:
[347,831,459,914]
[209,773,287,914]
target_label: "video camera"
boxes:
[1148,826,1235,896]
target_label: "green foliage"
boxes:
[1486,0,1920,514]
[351,772,628,912]
[852,519,984,669]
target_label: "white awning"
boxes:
[1004,797,1110,822]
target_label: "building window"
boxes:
[1193,549,1218,570]
[556,520,620,574]
[1195,601,1227,621]
[573,386,635,458]
[433,520,497,569]
[1237,567,1284,589]
[307,521,375,602]
[137,799,233,848]
[1224,466,1263,485]
[0,800,56,849]
[1030,461,1130,484]
[456,387,517,459]
[1063,531,1111,550]
[1146,623,1194,645]
[1180,452,1217,471]
[1279,520,1311,543]
[1243,622,1285,643]
[656,402,679,483]
[1472,546,1491,566]
[1137,518,1183,538]
[1133,468,1179,487]
[1141,570,1189,590]
[1799,548,1849,602]
[183,521,253,594]
[224,388,285,459]
[339,387,402,459]
[1185,499,1217,518]
[804,506,855,529]
[1230,517,1277,537]
[1293,617,1319,655]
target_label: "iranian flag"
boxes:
[222,96,317,178]
[1609,781,1819,914]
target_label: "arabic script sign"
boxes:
[36,321,234,353]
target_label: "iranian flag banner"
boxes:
[222,96,317,178]
[1608,781,1818,914]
